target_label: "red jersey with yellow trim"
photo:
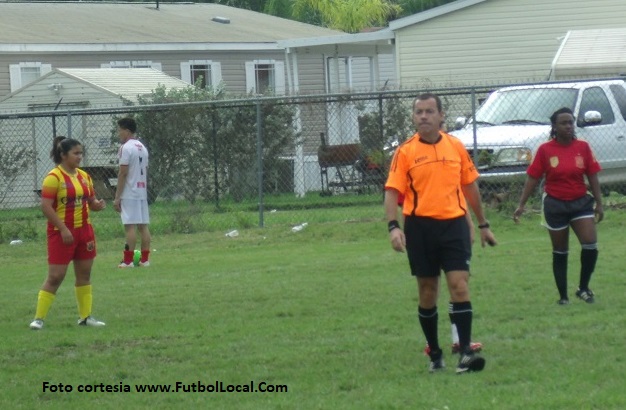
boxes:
[386,132,479,219]
[41,166,95,232]
[527,139,601,201]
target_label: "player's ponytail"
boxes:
[50,136,66,164]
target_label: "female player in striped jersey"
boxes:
[29,137,107,330]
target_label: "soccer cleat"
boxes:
[456,352,486,374]
[557,298,570,305]
[78,316,106,327]
[118,262,134,268]
[29,319,44,330]
[428,349,445,373]
[576,288,595,304]
[429,358,445,373]
[138,261,150,267]
[425,342,483,356]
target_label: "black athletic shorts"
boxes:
[404,215,471,277]
[542,193,595,230]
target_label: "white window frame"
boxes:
[9,62,52,92]
[100,61,163,70]
[180,60,222,89]
[245,59,285,95]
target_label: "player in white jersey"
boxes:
[114,117,152,268]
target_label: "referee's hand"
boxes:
[389,228,406,253]
[480,228,497,248]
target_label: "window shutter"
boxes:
[41,64,52,76]
[245,61,256,94]
[180,62,192,84]
[274,61,285,95]
[210,62,222,89]
[9,64,21,92]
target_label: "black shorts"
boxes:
[542,193,595,230]
[404,215,471,277]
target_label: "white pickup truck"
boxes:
[451,79,626,195]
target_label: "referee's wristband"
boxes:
[478,222,490,229]
[388,220,401,232]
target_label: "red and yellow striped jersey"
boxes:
[41,167,94,231]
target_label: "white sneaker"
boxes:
[139,261,150,267]
[78,316,106,327]
[29,319,44,330]
[118,262,134,268]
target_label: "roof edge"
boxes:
[0,42,282,53]
[277,30,395,49]
[388,0,487,31]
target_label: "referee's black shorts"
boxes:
[404,215,471,277]
[542,193,595,230]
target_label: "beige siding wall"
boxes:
[284,52,326,94]
[395,0,626,88]
[0,50,298,99]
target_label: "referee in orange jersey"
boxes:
[29,137,107,330]
[385,93,497,374]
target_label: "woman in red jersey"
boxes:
[514,107,603,305]
[29,137,107,330]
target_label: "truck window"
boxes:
[578,87,614,126]
[475,88,576,125]
[609,84,626,121]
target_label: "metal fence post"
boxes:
[256,100,264,228]
[211,107,220,209]
[471,87,478,163]
[66,112,72,138]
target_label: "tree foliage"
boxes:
[214,0,457,32]
[133,83,298,204]
[0,144,33,205]
[290,0,400,32]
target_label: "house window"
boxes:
[192,64,211,88]
[9,62,52,92]
[245,60,285,95]
[180,60,222,89]
[101,61,163,70]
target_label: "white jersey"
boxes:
[118,138,149,200]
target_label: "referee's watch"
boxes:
[478,222,490,229]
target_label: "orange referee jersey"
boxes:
[386,132,479,219]
[41,167,94,232]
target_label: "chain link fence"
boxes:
[1,79,625,242]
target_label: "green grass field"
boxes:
[2,207,625,409]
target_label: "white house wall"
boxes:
[0,72,124,111]
[394,0,626,88]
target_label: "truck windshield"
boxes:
[475,88,578,125]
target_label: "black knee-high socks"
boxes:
[552,251,568,300]
[579,247,598,290]
[450,301,473,352]
[418,306,439,355]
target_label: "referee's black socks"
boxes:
[418,306,440,356]
[450,301,473,352]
